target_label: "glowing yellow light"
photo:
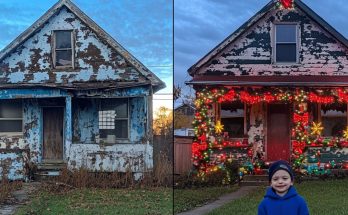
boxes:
[310,122,323,136]
[343,127,348,139]
[215,120,224,134]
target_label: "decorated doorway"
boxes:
[267,103,291,161]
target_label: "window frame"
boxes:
[52,30,75,69]
[217,102,246,138]
[98,98,130,143]
[273,23,299,64]
[0,100,23,135]
[313,103,348,137]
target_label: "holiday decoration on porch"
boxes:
[343,126,348,139]
[276,0,294,9]
[310,122,323,136]
[192,87,348,181]
[214,120,224,134]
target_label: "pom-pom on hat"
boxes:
[268,160,294,181]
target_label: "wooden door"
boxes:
[267,104,290,161]
[43,107,64,160]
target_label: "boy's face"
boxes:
[270,169,293,196]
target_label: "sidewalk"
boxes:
[0,182,41,215]
[177,186,258,215]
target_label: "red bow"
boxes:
[292,141,305,155]
[293,113,308,125]
[280,0,293,8]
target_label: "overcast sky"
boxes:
[0,0,173,111]
[174,0,348,106]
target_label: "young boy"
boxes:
[258,160,309,215]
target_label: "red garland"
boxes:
[280,0,293,9]
[309,92,334,104]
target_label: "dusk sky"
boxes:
[174,0,348,106]
[0,0,173,112]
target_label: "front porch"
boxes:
[192,86,348,181]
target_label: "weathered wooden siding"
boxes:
[197,7,348,76]
[0,7,145,85]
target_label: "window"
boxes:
[275,24,297,63]
[320,103,347,137]
[53,30,73,68]
[0,100,22,133]
[99,99,128,142]
[220,102,245,138]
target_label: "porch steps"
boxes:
[239,174,269,186]
[34,161,66,181]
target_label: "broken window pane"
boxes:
[99,99,128,140]
[115,120,128,138]
[56,50,72,66]
[55,31,72,49]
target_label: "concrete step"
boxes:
[37,164,65,170]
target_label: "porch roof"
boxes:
[187,76,348,87]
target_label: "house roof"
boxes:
[174,103,195,111]
[188,0,348,76]
[188,75,348,87]
[0,0,165,91]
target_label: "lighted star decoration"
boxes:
[310,122,323,136]
[343,127,348,139]
[215,120,224,134]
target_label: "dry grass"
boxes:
[45,152,173,192]
[0,178,22,204]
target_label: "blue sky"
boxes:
[174,0,348,106]
[0,0,173,111]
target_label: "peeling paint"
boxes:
[0,7,146,87]
[0,3,157,180]
[196,7,348,76]
[68,143,153,173]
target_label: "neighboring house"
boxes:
[174,103,195,130]
[0,0,164,180]
[187,0,348,175]
[174,128,195,137]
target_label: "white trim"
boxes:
[53,30,74,69]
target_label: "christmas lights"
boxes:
[192,87,348,180]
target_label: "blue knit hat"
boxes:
[268,160,294,181]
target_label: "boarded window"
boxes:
[99,99,128,141]
[320,103,347,137]
[220,102,245,138]
[0,100,22,133]
[275,24,297,63]
[54,30,73,67]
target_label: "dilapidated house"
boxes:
[0,0,164,180]
[188,0,348,178]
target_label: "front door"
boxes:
[267,104,290,161]
[43,107,64,160]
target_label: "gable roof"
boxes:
[188,0,348,76]
[0,0,165,91]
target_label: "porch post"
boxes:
[65,96,72,160]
